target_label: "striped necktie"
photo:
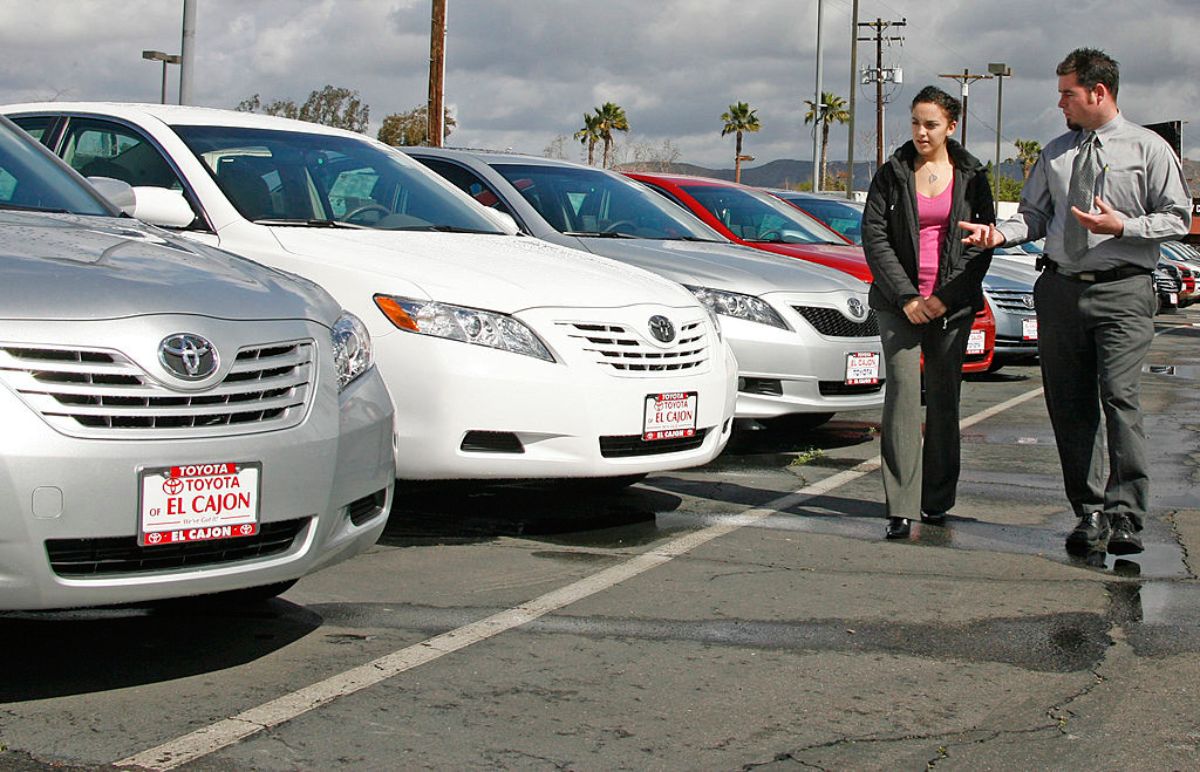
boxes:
[1064,131,1098,260]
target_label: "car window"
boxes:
[784,198,862,244]
[59,118,186,191]
[414,157,515,217]
[10,115,55,145]
[679,183,842,245]
[0,118,112,215]
[490,164,723,241]
[173,125,503,233]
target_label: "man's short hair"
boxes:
[1056,48,1119,97]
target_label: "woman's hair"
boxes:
[911,85,961,124]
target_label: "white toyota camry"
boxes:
[5,103,737,483]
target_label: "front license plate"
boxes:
[139,462,261,546]
[967,329,986,355]
[1169,292,1178,305]
[845,351,880,385]
[643,392,698,441]
[1022,318,1039,341]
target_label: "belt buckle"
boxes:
[1078,271,1097,282]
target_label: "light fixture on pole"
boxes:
[988,62,1012,202]
[142,50,181,104]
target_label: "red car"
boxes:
[625,171,994,373]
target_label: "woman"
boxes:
[862,85,995,539]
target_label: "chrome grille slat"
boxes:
[561,319,710,374]
[987,289,1036,314]
[0,340,315,439]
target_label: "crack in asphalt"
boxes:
[1166,511,1197,579]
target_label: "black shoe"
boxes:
[921,511,947,525]
[885,517,911,539]
[1066,512,1109,556]
[1107,515,1144,555]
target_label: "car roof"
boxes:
[624,171,740,188]
[2,101,365,139]
[406,146,598,170]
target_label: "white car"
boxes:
[6,103,736,483]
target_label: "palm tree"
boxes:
[1013,138,1042,180]
[574,113,602,166]
[804,91,851,190]
[720,102,761,183]
[595,102,629,169]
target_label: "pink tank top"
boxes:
[916,180,953,296]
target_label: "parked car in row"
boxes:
[983,256,1041,370]
[4,103,738,485]
[1160,241,1200,306]
[407,148,886,428]
[769,189,865,245]
[1154,259,1183,313]
[0,115,396,609]
[628,172,996,373]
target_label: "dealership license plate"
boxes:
[643,392,698,441]
[139,462,261,546]
[845,352,880,385]
[967,329,986,355]
[1022,318,1038,341]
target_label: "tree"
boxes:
[236,85,370,133]
[377,105,457,146]
[595,102,629,169]
[1013,138,1042,180]
[573,112,602,166]
[985,162,1025,202]
[804,91,851,191]
[720,101,761,184]
[543,135,569,160]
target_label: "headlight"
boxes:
[373,294,555,362]
[685,285,789,330]
[331,311,373,391]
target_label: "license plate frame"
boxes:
[643,391,698,441]
[1022,318,1038,341]
[845,351,880,385]
[138,461,261,547]
[967,328,986,355]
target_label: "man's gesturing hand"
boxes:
[1070,196,1125,237]
[958,221,1004,248]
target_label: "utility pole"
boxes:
[427,0,447,147]
[846,0,859,199]
[938,68,992,149]
[178,0,195,105]
[811,0,824,192]
[858,17,905,170]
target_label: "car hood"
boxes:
[0,212,338,323]
[267,228,698,311]
[985,257,1038,291]
[747,242,873,282]
[576,237,869,295]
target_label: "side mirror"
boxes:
[86,176,136,216]
[130,186,196,228]
[485,208,519,234]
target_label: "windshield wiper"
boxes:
[562,230,638,239]
[388,224,502,234]
[0,203,72,214]
[253,218,368,229]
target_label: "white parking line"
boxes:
[115,384,1047,770]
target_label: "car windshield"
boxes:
[779,195,863,244]
[0,119,112,216]
[492,163,724,241]
[680,183,846,245]
[173,125,503,233]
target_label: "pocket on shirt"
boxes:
[1098,169,1145,216]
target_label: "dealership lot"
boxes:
[2,308,1199,770]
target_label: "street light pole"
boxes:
[811,0,824,192]
[988,62,1012,202]
[142,50,182,104]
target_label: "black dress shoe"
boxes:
[1107,515,1144,555]
[885,517,911,539]
[1066,511,1109,556]
[921,511,947,525]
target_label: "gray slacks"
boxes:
[1035,269,1156,528]
[878,311,974,518]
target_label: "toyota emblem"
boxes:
[648,315,675,343]
[1022,294,1036,310]
[847,297,867,320]
[159,333,218,380]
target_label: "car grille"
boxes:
[599,427,710,457]
[793,306,879,337]
[45,517,310,577]
[560,320,710,374]
[819,380,885,396]
[0,340,314,439]
[1155,270,1182,294]
[987,289,1036,315]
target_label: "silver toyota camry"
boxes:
[0,116,395,610]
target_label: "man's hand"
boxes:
[958,221,1005,248]
[1070,196,1125,237]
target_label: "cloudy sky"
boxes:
[1,0,1196,174]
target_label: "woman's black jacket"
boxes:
[862,139,995,322]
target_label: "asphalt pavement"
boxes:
[2,307,1199,771]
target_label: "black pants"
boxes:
[877,311,974,518]
[1035,270,1156,528]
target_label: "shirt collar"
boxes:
[1089,112,1124,145]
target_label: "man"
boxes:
[960,48,1191,557]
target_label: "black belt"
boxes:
[1036,256,1150,284]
